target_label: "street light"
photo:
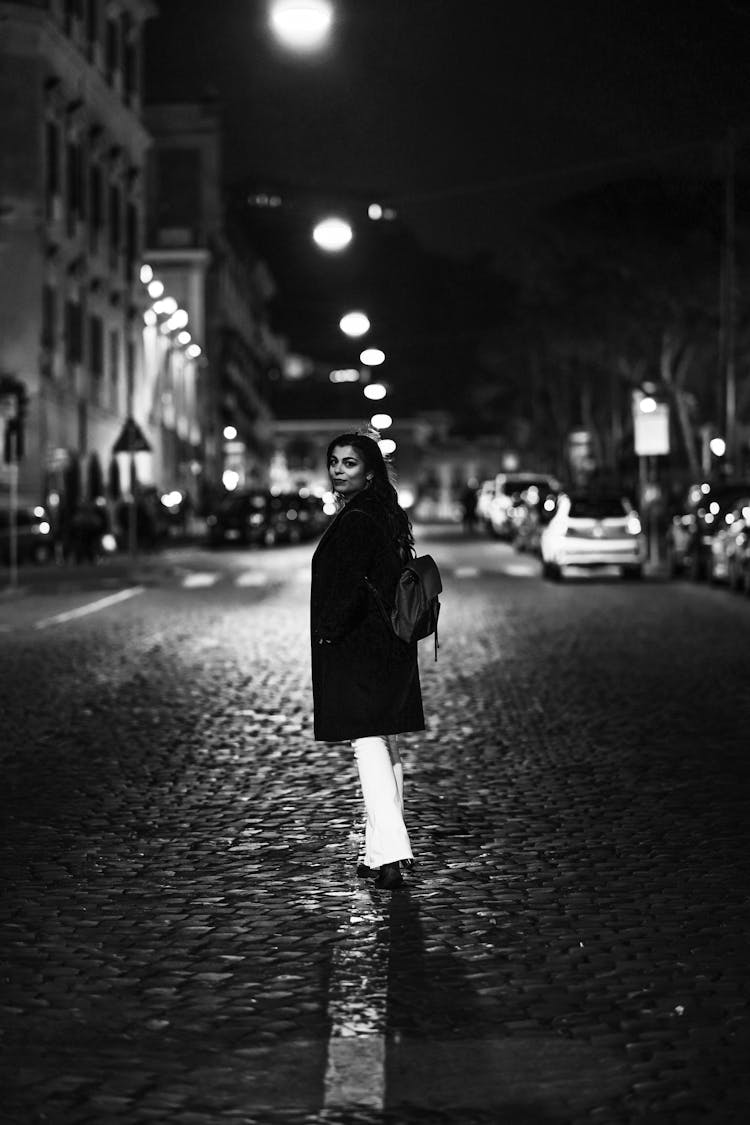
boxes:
[363,383,386,401]
[370,413,392,429]
[313,216,353,252]
[268,0,333,52]
[360,347,385,366]
[339,311,370,337]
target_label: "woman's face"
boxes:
[328,444,371,499]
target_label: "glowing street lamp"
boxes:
[339,311,370,337]
[313,216,353,252]
[370,413,392,429]
[360,347,385,366]
[710,436,727,457]
[363,383,386,401]
[268,0,333,52]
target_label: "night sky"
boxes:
[147,0,750,263]
[145,1,750,417]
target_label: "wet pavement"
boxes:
[1,531,749,1123]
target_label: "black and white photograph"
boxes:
[1,1,750,1121]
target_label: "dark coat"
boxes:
[310,491,425,742]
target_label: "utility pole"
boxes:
[724,127,737,472]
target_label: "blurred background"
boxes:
[3,0,750,566]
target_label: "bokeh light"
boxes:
[360,347,385,366]
[339,311,370,337]
[268,0,333,52]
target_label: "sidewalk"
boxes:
[0,548,188,599]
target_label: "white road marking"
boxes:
[235,571,269,587]
[182,572,220,588]
[501,561,540,577]
[454,566,479,578]
[323,881,389,1111]
[33,586,145,629]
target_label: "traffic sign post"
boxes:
[632,391,670,567]
[113,418,152,558]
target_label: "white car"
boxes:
[540,492,646,580]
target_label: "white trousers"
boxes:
[351,735,413,868]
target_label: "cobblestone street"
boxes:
[1,530,749,1124]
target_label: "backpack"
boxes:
[366,553,442,660]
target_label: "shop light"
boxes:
[140,264,153,284]
[186,343,202,359]
[147,279,164,299]
[177,330,192,346]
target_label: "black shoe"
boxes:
[373,861,404,889]
[356,863,376,879]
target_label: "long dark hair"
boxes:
[326,433,415,557]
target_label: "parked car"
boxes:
[708,495,750,589]
[207,489,327,548]
[513,486,560,555]
[540,491,646,580]
[487,473,561,539]
[665,480,750,581]
[263,490,328,544]
[0,505,53,565]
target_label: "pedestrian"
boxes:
[460,478,479,534]
[310,432,425,889]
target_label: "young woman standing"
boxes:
[310,433,425,889]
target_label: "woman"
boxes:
[310,433,425,889]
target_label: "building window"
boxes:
[105,17,119,85]
[125,201,139,282]
[66,140,83,235]
[45,120,61,218]
[42,284,57,350]
[122,11,135,99]
[108,182,121,266]
[89,315,104,377]
[63,0,79,37]
[64,299,83,363]
[88,162,103,253]
[85,0,98,55]
[109,328,120,407]
[126,338,135,405]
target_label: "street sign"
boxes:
[633,394,670,456]
[113,417,152,454]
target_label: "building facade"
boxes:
[145,102,282,510]
[0,0,156,518]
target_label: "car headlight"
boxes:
[626,515,642,535]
